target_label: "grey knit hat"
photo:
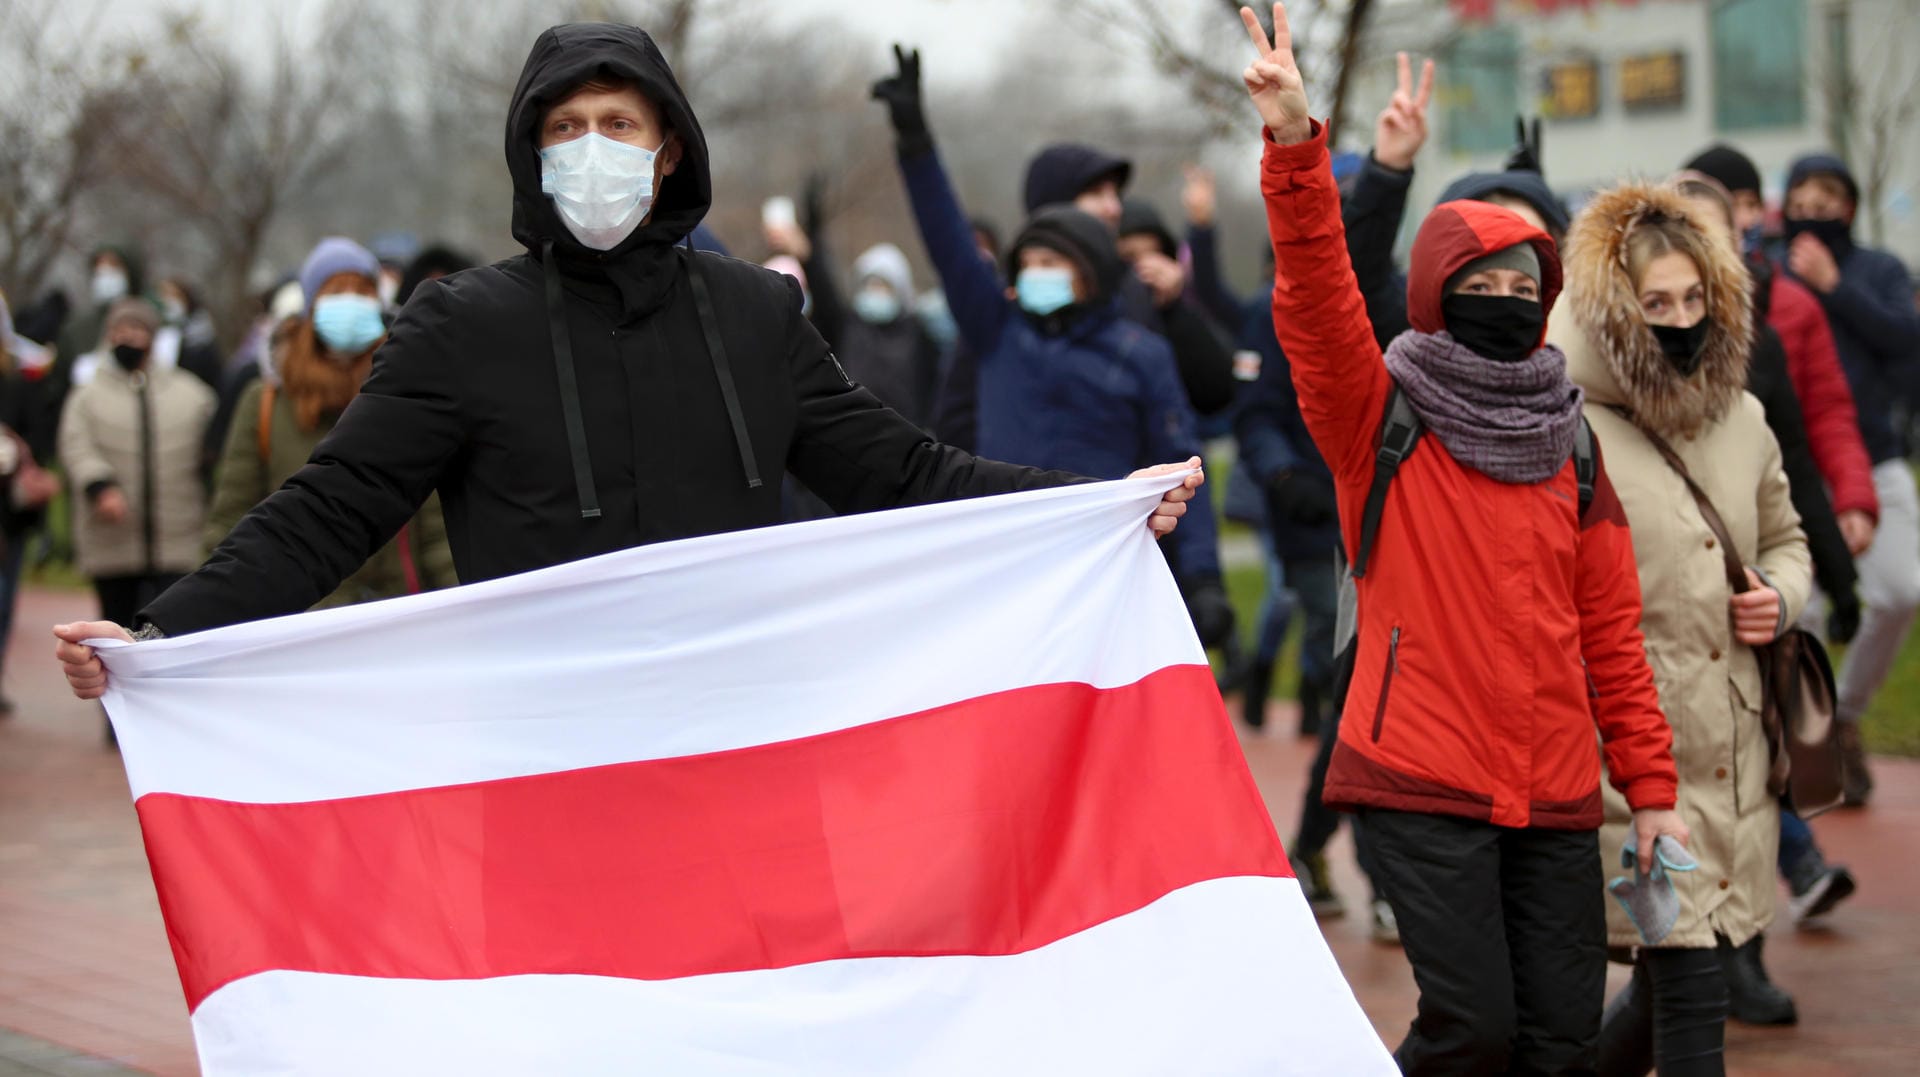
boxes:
[1444,242,1542,295]
[104,296,161,335]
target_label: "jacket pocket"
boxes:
[1371,625,1402,742]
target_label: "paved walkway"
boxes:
[1,586,1914,1074]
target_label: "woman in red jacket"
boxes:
[1239,6,1686,1072]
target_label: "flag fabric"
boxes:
[100,475,1394,1075]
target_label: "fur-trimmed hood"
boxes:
[1551,182,1752,438]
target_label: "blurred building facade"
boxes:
[1400,0,1920,264]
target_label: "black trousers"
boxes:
[93,573,184,629]
[1597,948,1728,1076]
[1363,810,1605,1076]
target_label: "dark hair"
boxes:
[397,245,478,307]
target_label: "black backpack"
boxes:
[1328,385,1597,715]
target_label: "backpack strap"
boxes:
[1351,384,1422,580]
[256,383,276,463]
[1573,416,1596,519]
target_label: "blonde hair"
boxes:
[1622,213,1712,295]
[1671,177,1735,233]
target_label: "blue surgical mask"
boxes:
[1015,267,1076,316]
[311,294,386,356]
[540,133,661,251]
[852,287,902,325]
[1739,222,1765,257]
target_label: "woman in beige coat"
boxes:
[58,298,215,637]
[1552,183,1809,1075]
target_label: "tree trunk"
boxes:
[1326,0,1378,145]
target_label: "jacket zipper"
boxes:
[1371,625,1401,742]
[1582,659,1600,701]
[135,373,156,575]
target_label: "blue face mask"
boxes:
[311,294,386,356]
[1015,266,1076,316]
[852,287,902,325]
[1739,222,1765,257]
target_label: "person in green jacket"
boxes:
[204,238,455,609]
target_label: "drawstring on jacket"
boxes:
[541,240,763,520]
[542,240,602,520]
[680,247,762,490]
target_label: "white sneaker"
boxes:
[1789,866,1856,924]
[1370,899,1401,946]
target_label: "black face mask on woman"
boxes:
[111,344,148,373]
[1440,294,1544,363]
[1650,319,1712,377]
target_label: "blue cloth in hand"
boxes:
[1607,833,1698,946]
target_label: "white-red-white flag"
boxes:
[101,475,1392,1075]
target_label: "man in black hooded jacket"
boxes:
[55,24,1203,687]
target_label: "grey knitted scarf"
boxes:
[1382,331,1586,485]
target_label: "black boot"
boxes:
[1297,674,1325,738]
[1717,932,1797,1026]
[1242,661,1274,730]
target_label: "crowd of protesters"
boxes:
[10,4,1919,1074]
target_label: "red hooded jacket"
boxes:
[1768,273,1878,521]
[1262,125,1677,828]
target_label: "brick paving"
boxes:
[0,584,1913,1075]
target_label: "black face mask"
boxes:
[1783,216,1854,262]
[111,344,147,372]
[1440,294,1544,363]
[1650,319,1712,377]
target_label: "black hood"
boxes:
[1118,199,1177,258]
[1007,205,1126,307]
[1022,144,1131,215]
[1786,153,1860,208]
[505,23,712,263]
[1436,170,1570,239]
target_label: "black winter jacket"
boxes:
[143,24,1071,635]
[1747,324,1858,616]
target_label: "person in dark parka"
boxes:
[1117,199,1239,417]
[874,46,1232,647]
[1779,153,1920,808]
[53,23,1204,674]
[880,119,1225,437]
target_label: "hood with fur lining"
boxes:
[1554,182,1752,439]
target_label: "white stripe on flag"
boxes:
[190,876,1393,1076]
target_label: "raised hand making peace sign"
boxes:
[1240,4,1311,145]
[1374,52,1436,172]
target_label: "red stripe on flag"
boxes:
[136,664,1286,1011]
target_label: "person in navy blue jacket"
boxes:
[1233,282,1386,929]
[873,46,1232,646]
[1781,153,1920,807]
